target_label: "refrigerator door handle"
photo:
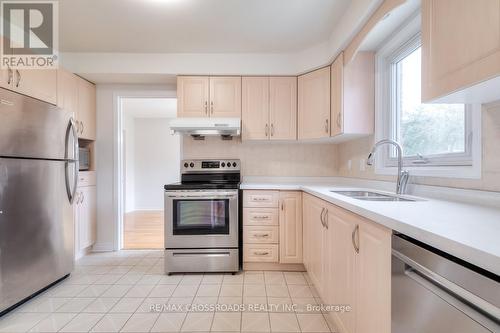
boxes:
[65,119,79,203]
[65,118,79,161]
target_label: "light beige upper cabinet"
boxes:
[177,76,210,117]
[242,77,269,140]
[210,77,241,117]
[57,69,79,116]
[279,191,302,264]
[269,77,297,140]
[14,69,57,105]
[77,77,97,140]
[242,76,297,141]
[422,0,500,103]
[0,35,56,104]
[177,76,241,118]
[298,67,331,140]
[331,52,374,138]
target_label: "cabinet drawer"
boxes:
[243,208,279,226]
[244,226,279,244]
[243,244,279,263]
[243,190,279,208]
[78,171,96,187]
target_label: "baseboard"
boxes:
[92,241,114,252]
[243,262,305,271]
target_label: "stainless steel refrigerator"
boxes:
[0,88,78,314]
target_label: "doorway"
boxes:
[121,97,179,249]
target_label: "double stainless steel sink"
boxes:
[331,190,418,202]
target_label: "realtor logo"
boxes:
[1,1,58,69]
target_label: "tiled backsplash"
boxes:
[182,137,338,176]
[181,104,500,191]
[337,104,500,192]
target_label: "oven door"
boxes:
[164,189,239,249]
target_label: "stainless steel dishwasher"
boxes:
[392,233,500,333]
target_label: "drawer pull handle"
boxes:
[253,197,269,201]
[254,251,269,256]
[254,215,270,219]
[254,234,270,238]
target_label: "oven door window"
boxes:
[173,199,230,235]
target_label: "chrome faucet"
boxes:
[366,139,410,195]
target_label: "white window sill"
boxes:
[374,164,481,179]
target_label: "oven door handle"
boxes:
[172,252,231,257]
[166,192,238,199]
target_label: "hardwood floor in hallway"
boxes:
[123,210,164,249]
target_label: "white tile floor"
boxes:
[0,251,337,332]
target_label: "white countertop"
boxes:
[241,178,500,276]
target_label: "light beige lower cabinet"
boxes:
[302,193,391,333]
[302,193,329,295]
[279,191,302,263]
[243,190,303,265]
[74,172,97,259]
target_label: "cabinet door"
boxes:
[57,69,78,116]
[422,0,500,102]
[279,191,302,264]
[356,220,391,333]
[270,77,297,140]
[242,77,269,140]
[298,67,331,139]
[302,195,312,270]
[77,78,96,140]
[15,69,57,105]
[0,67,13,90]
[331,53,344,136]
[209,77,242,118]
[79,186,97,250]
[326,205,356,333]
[177,76,209,117]
[303,195,327,294]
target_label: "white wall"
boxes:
[123,113,136,213]
[134,118,180,210]
[95,84,176,252]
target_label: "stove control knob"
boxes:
[227,161,231,167]
[184,162,188,168]
[221,162,225,167]
[232,162,237,167]
[189,162,194,168]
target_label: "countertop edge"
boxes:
[241,182,500,276]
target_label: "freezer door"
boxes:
[0,88,75,160]
[0,158,74,313]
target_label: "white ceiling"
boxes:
[59,0,350,53]
[122,98,177,118]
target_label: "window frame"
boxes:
[374,14,481,179]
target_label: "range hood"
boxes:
[169,118,241,139]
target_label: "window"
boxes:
[375,15,481,178]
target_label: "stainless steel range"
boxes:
[164,159,241,274]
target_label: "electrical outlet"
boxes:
[359,159,366,172]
